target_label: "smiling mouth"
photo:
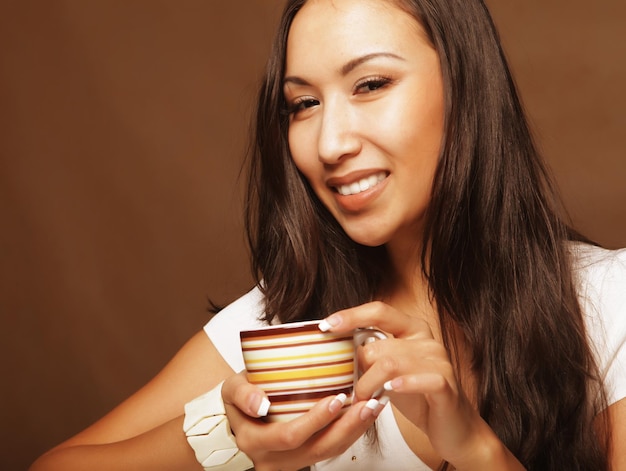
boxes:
[334,172,387,196]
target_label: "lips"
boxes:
[330,171,387,196]
[325,170,389,213]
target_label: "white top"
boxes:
[204,243,626,470]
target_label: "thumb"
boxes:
[221,371,271,418]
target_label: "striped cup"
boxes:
[240,319,386,423]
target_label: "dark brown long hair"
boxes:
[244,0,611,469]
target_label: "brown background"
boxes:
[1,1,624,469]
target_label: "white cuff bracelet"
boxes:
[183,381,254,471]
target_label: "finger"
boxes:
[383,372,457,407]
[303,400,383,456]
[221,371,271,418]
[358,336,444,370]
[355,341,450,399]
[247,400,380,470]
[239,393,350,452]
[320,301,434,339]
[354,349,413,400]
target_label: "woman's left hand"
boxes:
[321,301,516,469]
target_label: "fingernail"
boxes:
[328,393,348,414]
[384,378,402,391]
[373,396,390,417]
[360,398,379,420]
[250,393,271,417]
[257,397,271,417]
[318,315,341,332]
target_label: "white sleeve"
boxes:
[577,245,626,406]
[203,287,267,373]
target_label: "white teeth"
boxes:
[368,174,380,187]
[336,172,386,196]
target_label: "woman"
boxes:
[30,0,625,470]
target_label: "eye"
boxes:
[354,76,393,94]
[288,96,320,115]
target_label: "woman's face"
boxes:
[284,0,444,249]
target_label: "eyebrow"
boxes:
[283,52,405,86]
[341,52,404,75]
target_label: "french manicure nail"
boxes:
[318,316,340,332]
[365,398,379,410]
[374,396,390,417]
[328,393,348,413]
[384,377,403,391]
[360,398,379,420]
[252,394,271,417]
[257,397,271,416]
[318,319,332,332]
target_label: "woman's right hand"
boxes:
[221,372,383,471]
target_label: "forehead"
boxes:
[285,0,428,73]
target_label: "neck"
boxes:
[383,236,440,339]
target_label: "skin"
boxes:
[29,0,626,470]
[236,1,525,468]
[284,0,443,261]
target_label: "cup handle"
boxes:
[353,328,388,399]
[353,327,388,346]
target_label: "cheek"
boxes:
[288,126,317,181]
[385,94,444,169]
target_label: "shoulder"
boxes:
[570,242,626,405]
[207,286,266,325]
[570,242,626,278]
[570,242,626,305]
[203,286,269,372]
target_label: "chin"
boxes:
[343,229,389,247]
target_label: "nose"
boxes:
[317,98,361,164]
